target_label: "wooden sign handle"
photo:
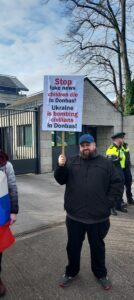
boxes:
[62,131,65,155]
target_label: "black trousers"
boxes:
[115,168,125,210]
[65,217,110,279]
[0,253,2,273]
[123,168,133,202]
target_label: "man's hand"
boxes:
[58,154,66,166]
[10,213,17,225]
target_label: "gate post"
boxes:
[35,107,41,174]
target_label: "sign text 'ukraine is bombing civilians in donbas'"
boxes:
[42,76,84,132]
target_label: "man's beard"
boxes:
[80,151,93,159]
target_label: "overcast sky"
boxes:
[0,0,80,95]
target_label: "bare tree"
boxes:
[43,0,134,111]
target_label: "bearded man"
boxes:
[54,134,123,290]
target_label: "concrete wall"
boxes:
[97,126,113,155]
[123,116,134,165]
[83,80,122,128]
[83,80,122,155]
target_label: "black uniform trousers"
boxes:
[115,167,125,210]
[65,216,110,279]
[123,167,133,203]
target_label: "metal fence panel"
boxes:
[0,108,39,174]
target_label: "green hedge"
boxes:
[125,79,134,115]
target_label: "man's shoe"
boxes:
[98,276,112,290]
[117,207,128,213]
[128,199,134,205]
[111,208,118,216]
[121,202,127,208]
[59,274,74,288]
[0,278,6,297]
[121,207,128,213]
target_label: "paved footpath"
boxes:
[13,173,66,236]
[1,173,134,300]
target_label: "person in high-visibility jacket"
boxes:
[122,136,134,205]
[106,132,127,213]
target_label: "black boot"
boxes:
[0,278,6,297]
[111,208,118,216]
[121,201,127,208]
[128,199,134,205]
[116,207,128,213]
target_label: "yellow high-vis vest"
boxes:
[106,145,126,169]
[121,144,129,153]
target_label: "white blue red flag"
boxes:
[0,171,15,252]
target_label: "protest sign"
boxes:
[42,75,84,132]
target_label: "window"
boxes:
[65,132,76,146]
[51,131,77,146]
[17,125,32,147]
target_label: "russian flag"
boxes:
[0,171,15,252]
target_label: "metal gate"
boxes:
[0,108,40,174]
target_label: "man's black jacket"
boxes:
[54,154,123,222]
